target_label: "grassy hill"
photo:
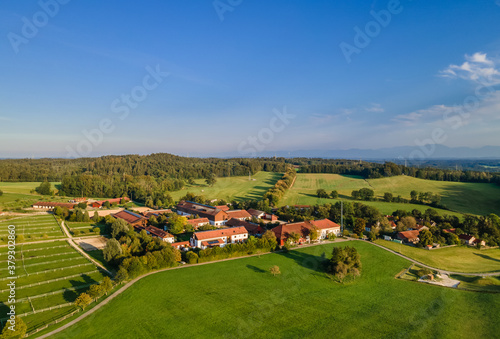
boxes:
[52,241,500,338]
[0,182,60,194]
[168,171,282,202]
[281,173,500,216]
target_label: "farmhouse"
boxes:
[225,209,252,221]
[69,197,87,203]
[309,219,341,239]
[176,201,229,226]
[247,209,278,221]
[143,209,173,219]
[474,238,486,247]
[145,226,175,243]
[459,234,476,246]
[112,210,147,228]
[272,221,311,246]
[190,226,248,249]
[186,218,210,230]
[396,230,420,244]
[171,241,190,250]
[215,205,230,211]
[33,201,76,210]
[225,218,265,236]
[90,197,130,208]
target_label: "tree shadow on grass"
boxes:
[276,250,327,274]
[63,274,97,302]
[246,265,267,273]
[473,252,500,264]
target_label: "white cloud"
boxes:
[365,103,384,113]
[392,105,452,126]
[439,52,500,84]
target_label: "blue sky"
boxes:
[1,0,500,158]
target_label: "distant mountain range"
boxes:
[201,145,500,160]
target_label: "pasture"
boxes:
[0,215,65,244]
[168,171,282,202]
[0,182,60,195]
[374,240,500,273]
[0,239,108,333]
[52,241,500,339]
[280,173,500,216]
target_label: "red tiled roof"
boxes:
[397,230,420,240]
[309,219,340,230]
[143,209,173,219]
[247,209,265,217]
[33,201,76,209]
[225,218,263,235]
[145,226,173,239]
[171,241,190,248]
[226,210,252,219]
[112,210,147,225]
[194,226,248,240]
[443,228,456,234]
[94,197,130,206]
[459,234,475,241]
[176,201,228,221]
[187,218,210,226]
[272,222,311,242]
[215,205,230,211]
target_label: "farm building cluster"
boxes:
[105,200,341,250]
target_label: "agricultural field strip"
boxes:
[1,303,76,321]
[0,251,77,263]
[0,262,94,281]
[23,257,91,275]
[14,283,95,303]
[0,256,84,271]
[0,244,70,256]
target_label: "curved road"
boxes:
[37,238,500,338]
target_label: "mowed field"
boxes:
[0,215,65,244]
[53,241,500,339]
[0,236,108,333]
[168,171,282,202]
[0,182,60,195]
[281,173,500,216]
[374,240,500,273]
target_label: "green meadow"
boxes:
[168,171,282,202]
[280,173,500,216]
[53,241,500,339]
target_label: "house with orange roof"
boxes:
[225,209,252,221]
[190,226,248,249]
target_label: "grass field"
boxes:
[66,222,106,236]
[0,182,60,195]
[53,241,500,339]
[168,171,282,202]
[0,215,65,244]
[374,240,500,273]
[0,214,108,333]
[280,173,500,216]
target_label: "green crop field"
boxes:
[280,173,500,216]
[168,171,282,202]
[0,215,65,243]
[53,241,500,339]
[374,240,500,273]
[0,238,108,333]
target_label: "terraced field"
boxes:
[0,215,109,333]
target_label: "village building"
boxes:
[225,209,252,221]
[33,201,76,210]
[145,226,175,243]
[171,241,190,250]
[247,209,278,221]
[112,210,147,228]
[90,197,130,208]
[459,234,476,246]
[215,205,230,211]
[190,226,248,249]
[271,219,340,246]
[186,217,211,230]
[396,230,420,244]
[69,197,87,203]
[225,218,265,236]
[176,201,229,226]
[142,209,173,219]
[309,219,341,239]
